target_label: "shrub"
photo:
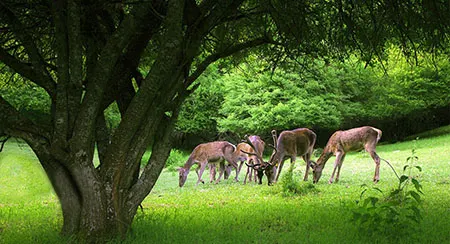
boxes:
[351,149,424,241]
[280,167,318,197]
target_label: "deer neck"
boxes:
[183,155,196,169]
[316,151,333,168]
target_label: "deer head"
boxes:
[241,133,278,185]
[178,167,190,187]
[309,160,324,183]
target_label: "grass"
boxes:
[1,128,450,243]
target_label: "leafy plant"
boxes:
[280,167,318,197]
[352,149,424,241]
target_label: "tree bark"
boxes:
[0,0,270,242]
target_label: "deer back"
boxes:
[330,126,381,153]
[248,135,265,156]
[235,143,253,162]
[191,141,235,162]
[276,128,316,158]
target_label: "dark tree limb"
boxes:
[0,3,55,94]
[0,47,56,97]
[0,96,50,140]
[0,135,10,152]
[187,36,275,88]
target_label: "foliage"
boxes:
[279,167,318,197]
[217,60,343,134]
[176,65,224,135]
[0,73,51,125]
[177,51,450,138]
[164,149,189,172]
[352,149,424,241]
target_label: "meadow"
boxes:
[0,128,449,243]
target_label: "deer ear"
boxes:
[309,161,317,169]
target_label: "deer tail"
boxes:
[372,127,382,142]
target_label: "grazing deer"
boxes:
[220,142,254,182]
[238,136,265,184]
[270,128,317,182]
[178,141,238,187]
[243,128,316,185]
[310,126,382,184]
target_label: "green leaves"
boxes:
[352,149,424,241]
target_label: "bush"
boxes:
[351,149,424,241]
[280,167,318,197]
[165,149,189,172]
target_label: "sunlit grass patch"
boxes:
[1,132,450,243]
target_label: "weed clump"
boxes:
[280,167,318,197]
[352,149,424,242]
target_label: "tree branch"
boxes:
[70,3,159,152]
[0,135,10,152]
[187,36,275,88]
[0,96,50,140]
[0,46,56,97]
[0,2,55,95]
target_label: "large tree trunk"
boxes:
[0,0,265,241]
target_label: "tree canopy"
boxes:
[174,51,450,144]
[1,0,449,241]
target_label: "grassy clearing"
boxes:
[1,130,450,243]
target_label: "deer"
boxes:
[178,141,239,187]
[219,142,259,183]
[238,135,265,184]
[243,128,316,185]
[310,126,382,184]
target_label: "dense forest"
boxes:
[2,47,449,148]
[177,50,450,147]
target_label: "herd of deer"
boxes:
[178,126,382,187]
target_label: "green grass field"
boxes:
[1,128,450,243]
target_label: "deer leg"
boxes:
[224,164,231,180]
[215,160,226,184]
[209,163,217,183]
[248,158,255,181]
[335,154,346,183]
[244,158,253,184]
[329,152,344,184]
[224,154,239,182]
[275,160,285,182]
[244,165,250,184]
[289,156,296,172]
[233,162,241,182]
[196,162,208,185]
[302,154,312,181]
[369,150,381,183]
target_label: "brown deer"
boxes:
[221,142,259,183]
[310,126,382,184]
[269,128,317,182]
[238,135,265,184]
[243,128,316,185]
[178,141,239,187]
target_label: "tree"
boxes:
[0,0,449,241]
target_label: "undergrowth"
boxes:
[280,166,318,197]
[352,148,424,242]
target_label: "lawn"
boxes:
[0,128,449,243]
